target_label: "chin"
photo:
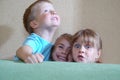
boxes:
[76,59,86,63]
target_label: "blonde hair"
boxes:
[23,0,52,34]
[72,28,102,50]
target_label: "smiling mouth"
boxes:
[51,16,58,21]
[57,55,66,61]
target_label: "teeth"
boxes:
[58,56,66,61]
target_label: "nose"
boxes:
[62,50,66,54]
[61,49,68,55]
[79,46,85,53]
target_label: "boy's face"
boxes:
[72,37,100,63]
[33,2,60,28]
[52,38,71,62]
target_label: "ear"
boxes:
[30,20,38,28]
[95,49,101,59]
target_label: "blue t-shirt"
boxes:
[15,33,53,61]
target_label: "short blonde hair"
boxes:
[23,0,52,34]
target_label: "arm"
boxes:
[16,46,44,63]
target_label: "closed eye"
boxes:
[58,45,64,49]
[57,43,65,50]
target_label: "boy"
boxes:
[51,33,73,62]
[16,0,60,63]
[72,28,102,63]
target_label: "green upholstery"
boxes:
[0,60,120,80]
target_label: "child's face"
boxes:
[34,2,60,28]
[72,37,100,63]
[52,38,71,62]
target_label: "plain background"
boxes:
[0,0,120,64]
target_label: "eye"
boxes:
[58,45,64,49]
[74,43,81,49]
[84,45,92,49]
[44,9,49,13]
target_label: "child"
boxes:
[16,0,60,63]
[72,28,102,63]
[51,33,73,62]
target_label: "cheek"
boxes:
[72,47,78,53]
[87,49,97,58]
[72,48,75,53]
[72,48,78,56]
[43,14,51,20]
[53,48,60,54]
[38,14,50,23]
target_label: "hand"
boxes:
[24,54,44,64]
[67,54,73,62]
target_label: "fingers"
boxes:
[24,56,34,64]
[35,54,44,63]
[25,55,37,64]
[24,54,44,64]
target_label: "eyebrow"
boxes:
[58,43,64,46]
[58,43,72,50]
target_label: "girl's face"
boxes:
[72,37,100,63]
[34,2,60,28]
[52,38,71,62]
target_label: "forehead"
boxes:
[75,36,95,45]
[56,38,71,47]
[36,2,54,10]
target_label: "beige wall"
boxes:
[0,0,120,64]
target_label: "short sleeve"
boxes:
[24,39,37,53]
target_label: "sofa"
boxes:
[0,60,120,80]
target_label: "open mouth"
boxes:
[77,55,84,61]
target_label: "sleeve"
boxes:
[23,38,39,54]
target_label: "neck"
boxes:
[34,27,57,42]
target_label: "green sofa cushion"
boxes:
[0,60,120,80]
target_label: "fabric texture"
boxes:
[0,60,120,80]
